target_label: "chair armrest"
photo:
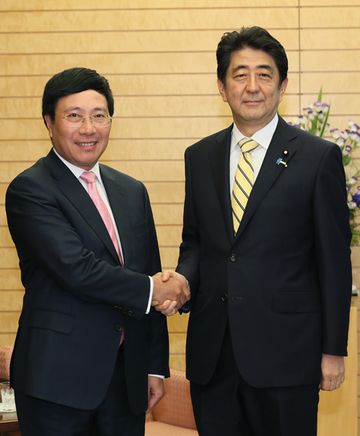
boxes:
[151,369,196,430]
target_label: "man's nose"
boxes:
[79,117,96,133]
[246,75,260,92]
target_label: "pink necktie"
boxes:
[80,171,124,265]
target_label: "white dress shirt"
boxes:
[229,114,279,196]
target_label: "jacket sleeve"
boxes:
[313,143,352,355]
[176,148,201,311]
[143,185,170,377]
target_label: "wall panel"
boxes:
[301,29,360,49]
[300,6,360,27]
[0,0,299,10]
[300,72,360,93]
[0,270,22,290]
[0,9,299,32]
[0,210,8,227]
[301,50,360,71]
[0,29,300,54]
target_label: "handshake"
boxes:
[151,271,190,316]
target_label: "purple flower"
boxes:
[303,106,313,115]
[349,121,360,132]
[330,128,340,140]
[350,131,360,143]
[337,137,345,146]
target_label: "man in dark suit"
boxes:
[5,67,189,436]
[168,27,352,435]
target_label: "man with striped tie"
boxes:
[173,26,352,435]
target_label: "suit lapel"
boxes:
[44,150,120,263]
[235,117,299,240]
[208,125,234,244]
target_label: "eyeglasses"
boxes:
[62,112,112,126]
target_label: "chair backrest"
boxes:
[0,345,13,381]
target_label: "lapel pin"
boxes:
[276,158,288,168]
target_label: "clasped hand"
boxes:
[151,270,190,316]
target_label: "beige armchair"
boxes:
[146,369,197,435]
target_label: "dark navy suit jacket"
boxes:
[6,149,169,413]
[177,117,352,387]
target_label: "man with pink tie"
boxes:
[6,67,190,436]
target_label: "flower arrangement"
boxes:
[289,90,360,246]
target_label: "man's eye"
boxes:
[93,113,106,119]
[68,113,82,119]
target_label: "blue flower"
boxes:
[352,192,360,207]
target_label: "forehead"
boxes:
[228,47,278,72]
[56,89,108,111]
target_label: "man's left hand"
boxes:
[147,376,165,413]
[320,354,345,391]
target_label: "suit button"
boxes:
[230,254,236,262]
[114,324,122,332]
[127,310,134,317]
[220,294,228,303]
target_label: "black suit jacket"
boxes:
[6,150,169,413]
[177,117,352,388]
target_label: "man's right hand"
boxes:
[152,271,190,312]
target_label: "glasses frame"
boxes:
[61,113,112,127]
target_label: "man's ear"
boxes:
[43,115,53,138]
[279,77,288,100]
[217,79,228,103]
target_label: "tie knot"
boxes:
[80,171,96,185]
[239,138,258,154]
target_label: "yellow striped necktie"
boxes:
[231,138,258,233]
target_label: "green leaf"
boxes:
[343,155,352,166]
[317,87,323,102]
[319,106,330,138]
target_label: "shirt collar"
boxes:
[231,113,279,153]
[53,148,102,183]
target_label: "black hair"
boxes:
[216,26,288,86]
[42,67,114,121]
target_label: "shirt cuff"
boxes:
[148,374,165,379]
[146,276,153,314]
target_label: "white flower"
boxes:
[348,201,357,209]
[348,177,357,185]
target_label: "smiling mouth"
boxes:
[77,142,97,147]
